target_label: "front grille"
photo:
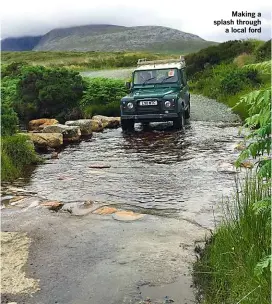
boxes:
[136,100,161,114]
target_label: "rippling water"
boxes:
[23,96,241,228]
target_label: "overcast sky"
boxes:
[1,0,271,41]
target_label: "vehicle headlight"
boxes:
[127,102,134,109]
[165,101,171,108]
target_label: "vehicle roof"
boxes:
[135,62,184,71]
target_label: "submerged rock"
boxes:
[234,143,246,151]
[40,201,64,211]
[51,152,59,159]
[9,197,41,209]
[28,118,59,131]
[92,115,120,129]
[93,206,117,215]
[89,164,111,169]
[42,124,81,142]
[61,201,94,216]
[240,161,254,169]
[26,132,63,148]
[65,119,93,136]
[112,210,145,221]
[217,162,237,174]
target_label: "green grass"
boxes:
[190,60,271,120]
[1,134,41,182]
[1,51,177,71]
[194,175,271,304]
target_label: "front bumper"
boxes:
[121,113,178,122]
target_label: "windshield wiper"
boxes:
[142,77,156,85]
[160,76,174,84]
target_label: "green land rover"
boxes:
[120,56,190,131]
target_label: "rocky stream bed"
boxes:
[1,94,243,304]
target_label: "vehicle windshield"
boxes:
[133,68,178,85]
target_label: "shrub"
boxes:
[243,60,272,76]
[1,74,20,107]
[185,40,257,77]
[80,78,128,117]
[1,104,19,136]
[14,65,85,122]
[235,88,271,179]
[191,64,261,97]
[220,68,261,95]
[255,40,271,62]
[1,134,41,181]
[1,61,27,78]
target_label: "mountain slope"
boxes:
[1,36,42,51]
[33,24,216,53]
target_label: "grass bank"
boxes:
[1,134,41,182]
[1,51,174,71]
[194,175,271,304]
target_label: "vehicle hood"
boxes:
[122,87,179,101]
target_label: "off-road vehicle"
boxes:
[120,56,190,131]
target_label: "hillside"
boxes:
[1,36,42,51]
[2,24,217,53]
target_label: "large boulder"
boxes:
[28,118,59,131]
[92,115,120,129]
[26,133,63,148]
[65,119,93,136]
[42,124,81,142]
[90,119,104,132]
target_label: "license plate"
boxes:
[139,100,157,106]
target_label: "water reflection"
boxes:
[121,123,191,164]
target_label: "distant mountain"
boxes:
[2,24,218,53]
[1,36,43,51]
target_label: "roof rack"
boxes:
[137,56,186,67]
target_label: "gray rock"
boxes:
[92,115,120,129]
[42,124,81,142]
[61,201,95,216]
[25,132,63,148]
[1,196,14,205]
[65,119,93,136]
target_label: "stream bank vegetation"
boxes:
[193,85,271,303]
[1,62,129,182]
[1,135,42,182]
[187,39,271,119]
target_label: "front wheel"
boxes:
[185,101,190,119]
[173,111,185,130]
[121,119,134,131]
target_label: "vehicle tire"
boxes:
[121,119,134,131]
[142,122,149,129]
[185,101,190,119]
[173,110,185,130]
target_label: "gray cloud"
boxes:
[1,0,271,41]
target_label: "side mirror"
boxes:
[125,81,131,89]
